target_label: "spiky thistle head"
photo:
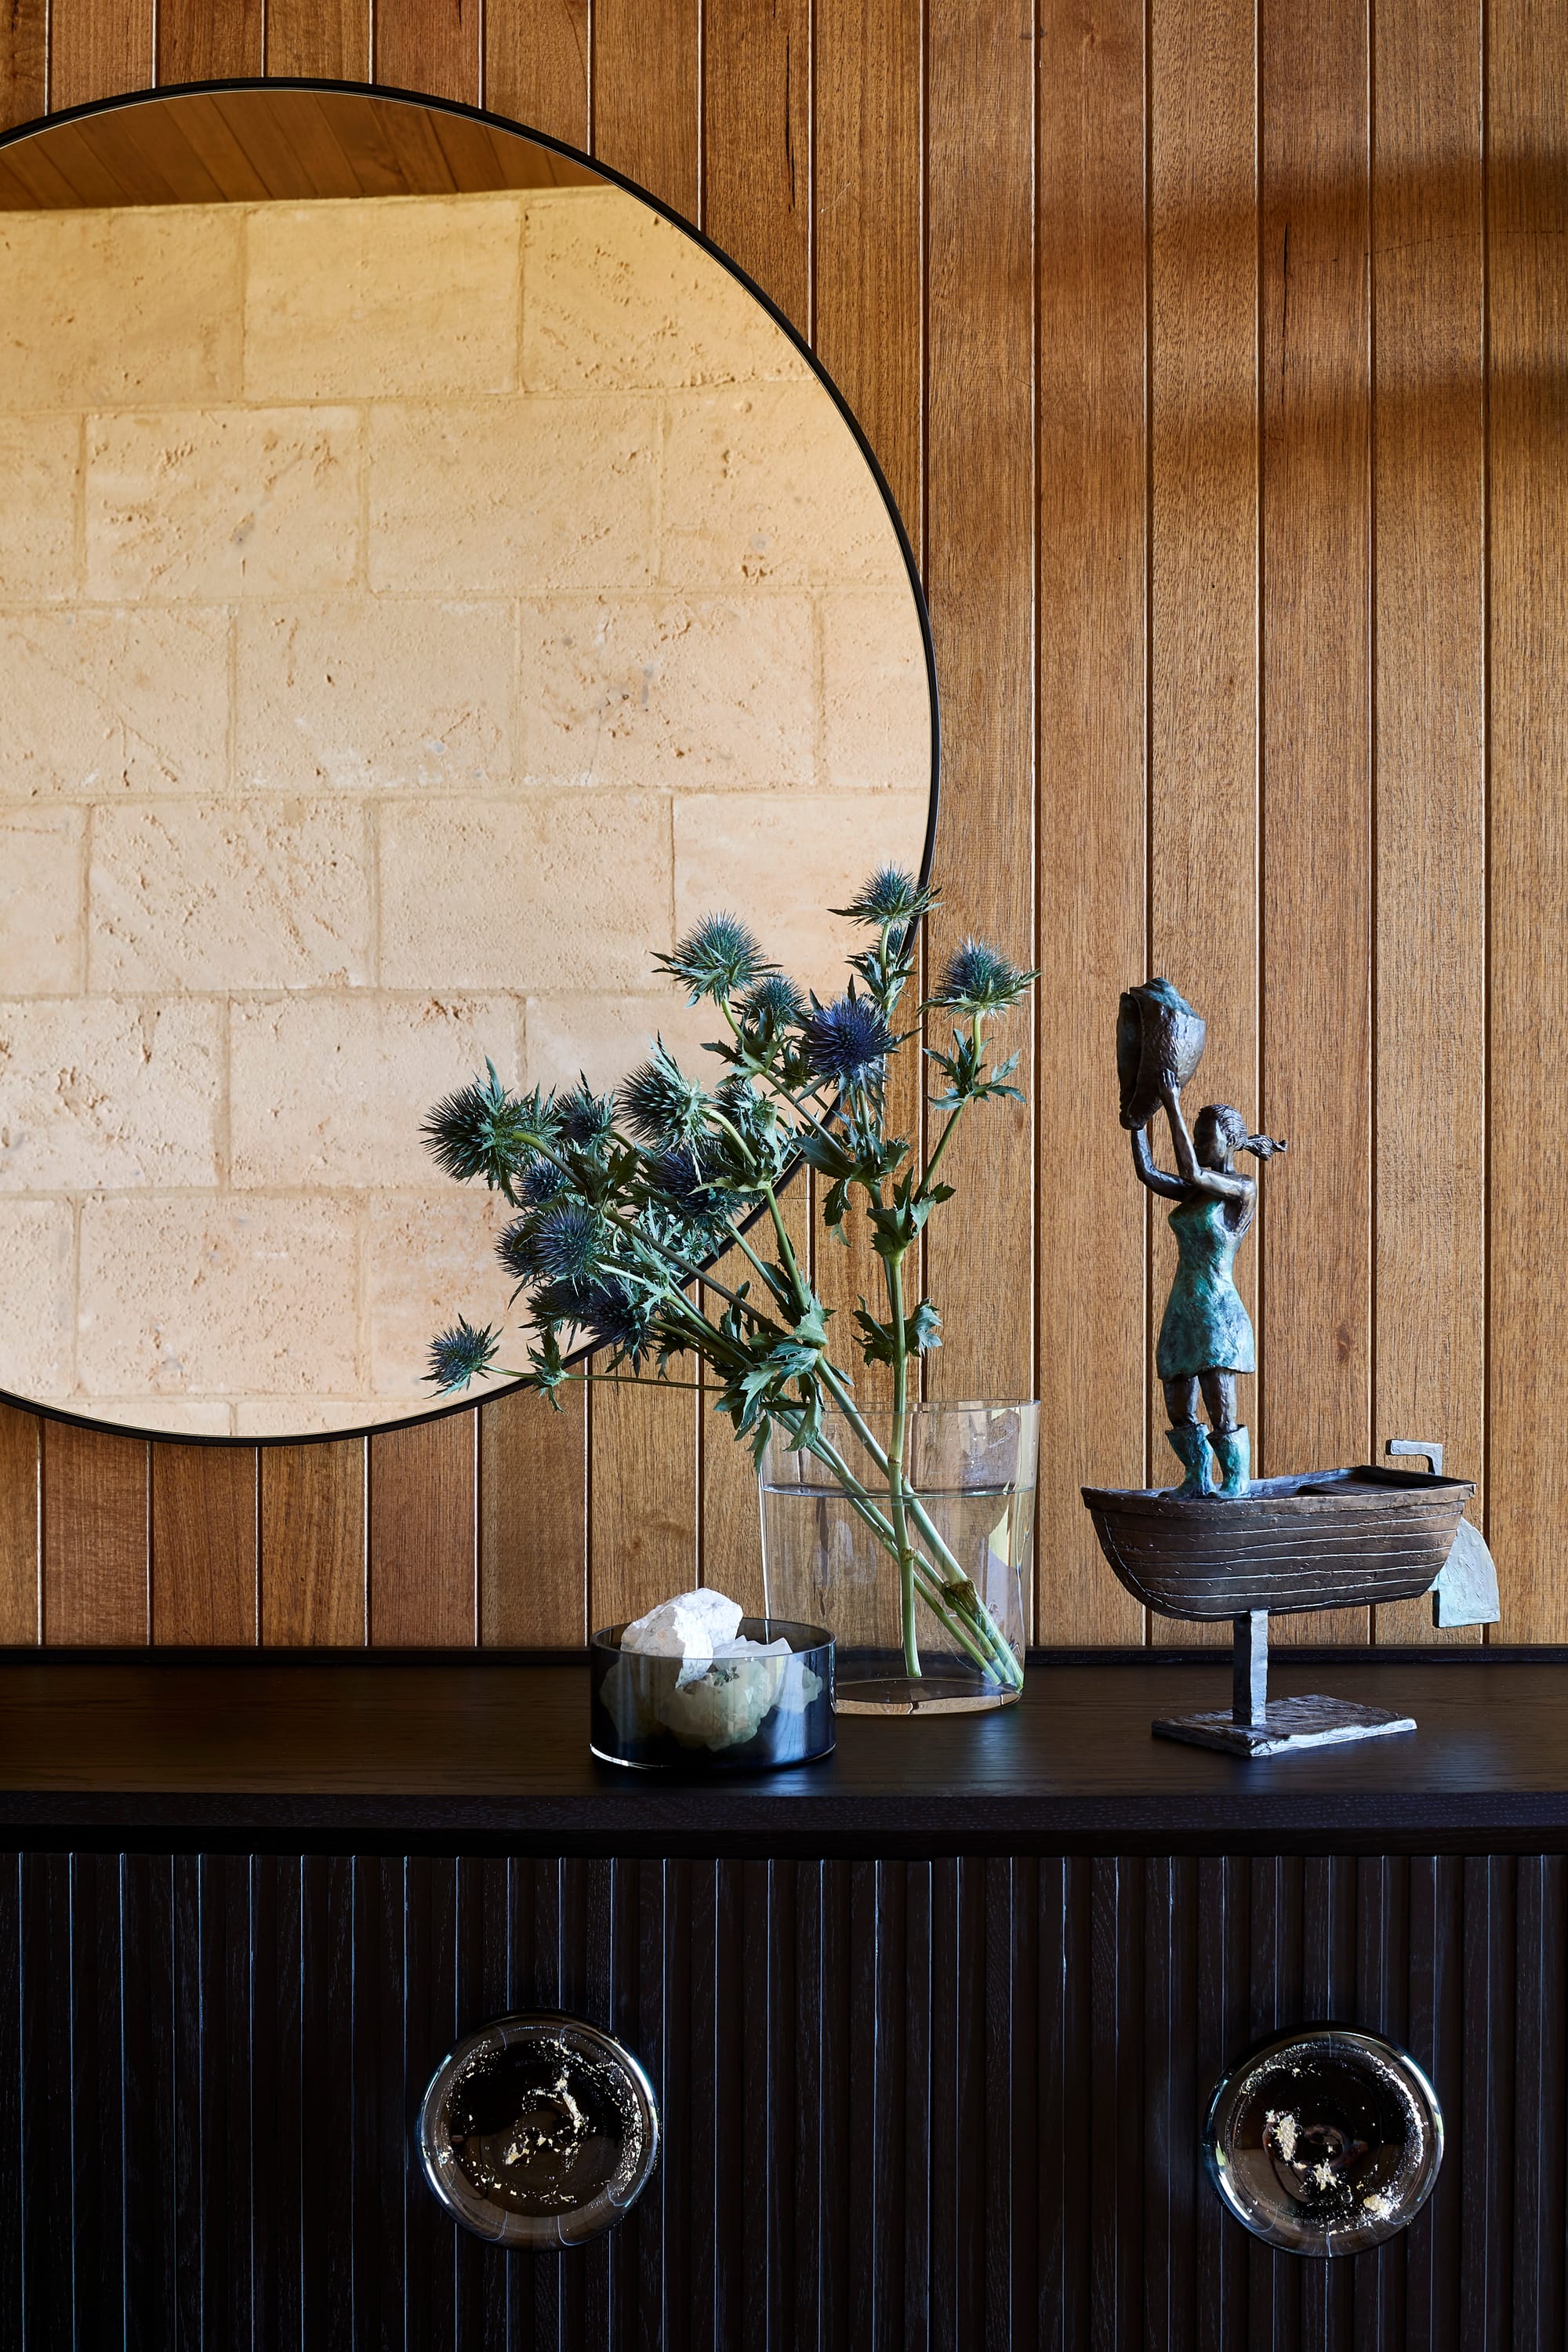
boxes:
[529,1201,608,1283]
[422,1062,554,1197]
[800,992,898,1090]
[556,1080,616,1148]
[619,1038,710,1145]
[930,938,1037,1014]
[498,1215,546,1288]
[497,1202,608,1290]
[515,1156,565,1207]
[426,1317,502,1392]
[654,911,773,1005]
[646,1145,735,1235]
[832,865,936,930]
[523,1271,663,1363]
[738,971,804,1035]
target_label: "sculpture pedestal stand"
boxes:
[1152,1610,1417,1758]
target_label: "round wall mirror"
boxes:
[0,83,936,1440]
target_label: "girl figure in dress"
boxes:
[1131,1086,1286,1497]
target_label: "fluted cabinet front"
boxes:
[0,1852,1559,2349]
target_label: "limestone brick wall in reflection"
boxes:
[0,185,930,1432]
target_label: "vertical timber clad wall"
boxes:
[0,0,1563,1646]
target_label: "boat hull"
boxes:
[1080,1465,1475,1621]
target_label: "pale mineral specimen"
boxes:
[620,1588,745,1686]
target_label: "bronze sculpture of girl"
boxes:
[1120,980,1285,1498]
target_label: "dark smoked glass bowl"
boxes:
[590,1617,833,1771]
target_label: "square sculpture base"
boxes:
[1152,1695,1417,1759]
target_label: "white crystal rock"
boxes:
[620,1588,746,1686]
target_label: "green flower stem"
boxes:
[813,1359,1023,1692]
[759,1181,814,1319]
[884,1250,921,1680]
[719,1218,796,1316]
[701,1108,814,1319]
[784,1423,997,1679]
[916,1013,984,1203]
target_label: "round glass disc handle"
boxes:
[419,2012,659,2248]
[1203,2024,1443,2256]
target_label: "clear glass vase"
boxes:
[757,1400,1038,1715]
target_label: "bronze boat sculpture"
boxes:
[1082,984,1498,1757]
[1082,1461,1475,1624]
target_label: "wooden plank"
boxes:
[593,0,699,219]
[368,1416,478,1646]
[0,1406,40,1643]
[924,2,1035,1419]
[46,0,151,111]
[1034,0,1148,1645]
[673,0,814,1618]
[1370,0,1487,1646]
[0,0,45,131]
[809,0,924,1428]
[702,0,811,332]
[1150,0,1258,1646]
[1488,0,1568,1639]
[259,1442,365,1646]
[41,1419,148,1646]
[589,1374,699,1630]
[374,0,482,106]
[485,0,589,150]
[1257,0,1374,1650]
[150,1447,258,1646]
[155,0,263,82]
[813,0,922,532]
[263,0,371,80]
[480,1385,586,1645]
[582,0,704,1637]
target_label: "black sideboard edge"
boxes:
[0,1653,1566,1856]
[0,1642,1561,1668]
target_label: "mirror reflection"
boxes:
[0,89,934,1438]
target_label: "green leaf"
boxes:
[791,1302,828,1350]
[906,1298,942,1354]
[854,1305,897,1367]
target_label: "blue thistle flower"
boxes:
[620,1039,709,1145]
[931,938,1036,1013]
[532,1202,606,1283]
[739,972,804,1032]
[528,1275,598,1330]
[498,1203,606,1288]
[557,1081,616,1146]
[832,865,936,928]
[654,911,773,1005]
[800,993,897,1090]
[581,1277,659,1361]
[516,1156,564,1207]
[648,1145,735,1234]
[529,1273,659,1364]
[426,1317,502,1392]
[498,1216,546,1287]
[422,1062,550,1196]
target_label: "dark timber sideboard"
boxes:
[0,1651,1563,2347]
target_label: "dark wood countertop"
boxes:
[1,1650,1566,1853]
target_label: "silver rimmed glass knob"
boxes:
[418,2012,659,2249]
[1203,2024,1443,2256]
